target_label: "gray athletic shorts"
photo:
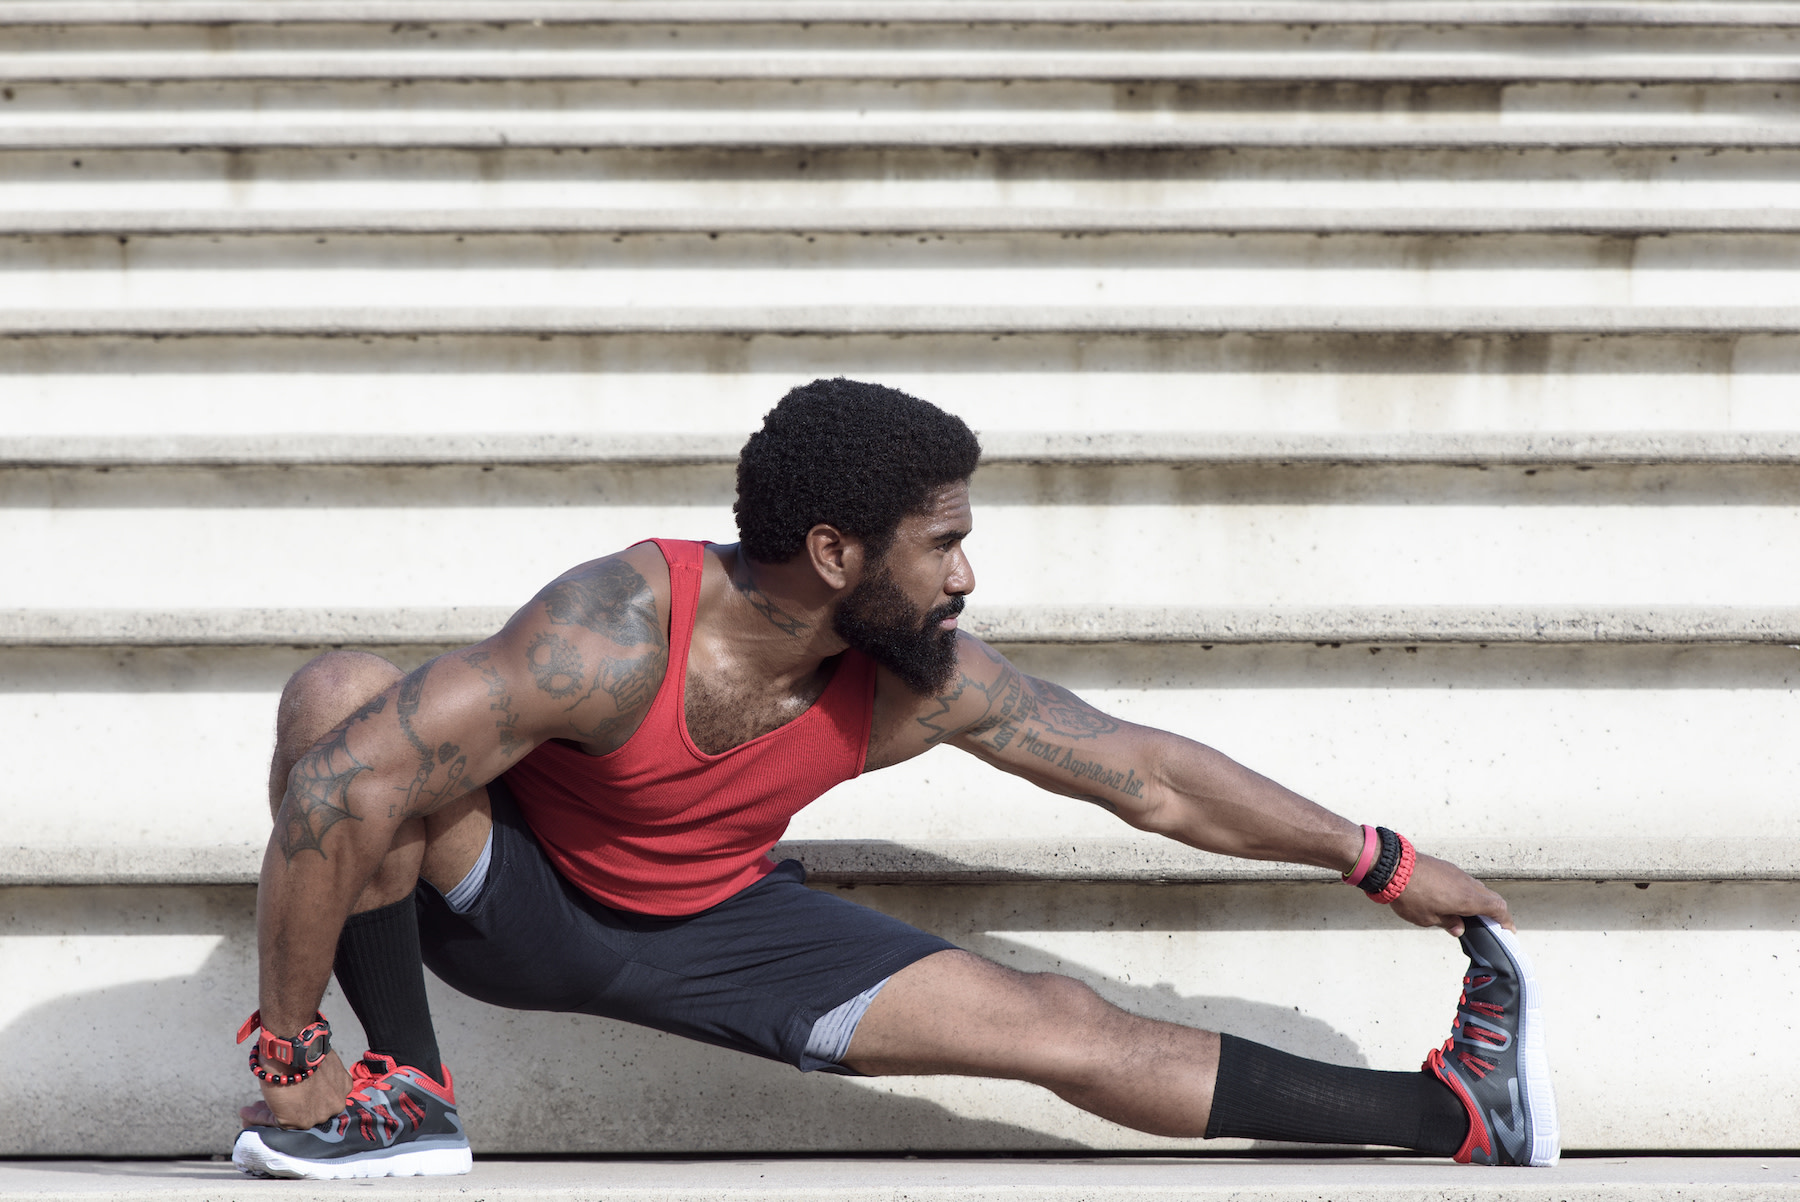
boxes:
[415,776,956,1073]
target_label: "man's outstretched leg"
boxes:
[235,651,487,1179]
[846,926,1557,1166]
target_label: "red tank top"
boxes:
[503,539,878,916]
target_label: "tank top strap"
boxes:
[643,539,704,713]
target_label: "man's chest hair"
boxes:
[680,661,832,756]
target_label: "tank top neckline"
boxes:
[648,538,853,765]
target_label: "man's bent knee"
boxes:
[268,650,404,815]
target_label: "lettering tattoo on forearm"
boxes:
[394,662,469,817]
[274,695,383,863]
[917,644,1143,807]
[1010,725,1146,803]
[533,557,671,753]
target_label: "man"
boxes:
[234,379,1558,1179]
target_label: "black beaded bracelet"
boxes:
[1358,827,1403,896]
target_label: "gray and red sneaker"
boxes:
[233,1052,472,1179]
[1424,915,1560,1167]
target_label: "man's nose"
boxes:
[948,550,975,597]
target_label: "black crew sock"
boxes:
[1205,1033,1468,1155]
[332,897,444,1082]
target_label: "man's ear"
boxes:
[805,523,863,592]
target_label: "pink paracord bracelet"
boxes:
[1342,823,1380,887]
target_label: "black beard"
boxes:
[832,566,965,696]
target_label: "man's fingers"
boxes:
[239,1100,275,1128]
[256,1049,352,1129]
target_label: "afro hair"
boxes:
[734,378,981,564]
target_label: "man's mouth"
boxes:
[928,595,966,630]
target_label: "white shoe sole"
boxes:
[1475,916,1562,1167]
[232,1128,473,1179]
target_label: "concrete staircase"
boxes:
[3,0,1798,1163]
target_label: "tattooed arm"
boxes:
[257,546,671,1040]
[870,633,1510,931]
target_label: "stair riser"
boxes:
[6,642,1795,847]
[6,147,1797,220]
[5,462,1798,607]
[5,333,1796,436]
[2,879,1792,1154]
[9,21,1798,56]
[2,79,1797,116]
[9,232,1800,311]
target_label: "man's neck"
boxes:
[708,546,849,684]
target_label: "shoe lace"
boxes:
[345,1057,396,1107]
[343,1056,430,1133]
[1435,973,1509,1062]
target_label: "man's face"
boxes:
[831,482,975,695]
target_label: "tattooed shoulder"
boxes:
[540,557,663,645]
[525,558,672,752]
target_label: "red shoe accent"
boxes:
[1425,1045,1491,1165]
[347,1055,458,1107]
[1457,1050,1498,1078]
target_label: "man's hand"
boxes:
[239,1049,352,1130]
[1387,852,1514,936]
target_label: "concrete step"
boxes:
[6,1156,1800,1202]
[6,3,1795,71]
[4,875,1795,1152]
[6,117,1795,153]
[14,307,1800,336]
[11,207,1800,236]
[4,147,1794,233]
[4,636,1795,847]
[8,231,1800,316]
[3,332,1794,438]
[8,604,1800,645]
[14,431,1800,467]
[9,837,1799,887]
[5,459,1798,608]
[15,1,1800,25]
[7,52,1798,85]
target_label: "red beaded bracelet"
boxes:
[1370,832,1417,904]
[237,1009,332,1086]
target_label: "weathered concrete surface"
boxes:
[9,460,1800,610]
[13,231,1800,314]
[11,2,1800,26]
[6,331,1795,438]
[15,305,1800,336]
[15,430,1800,467]
[9,606,1800,647]
[5,642,1797,849]
[3,880,1795,1154]
[9,837,1800,888]
[3,1155,1800,1202]
[10,208,1800,235]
